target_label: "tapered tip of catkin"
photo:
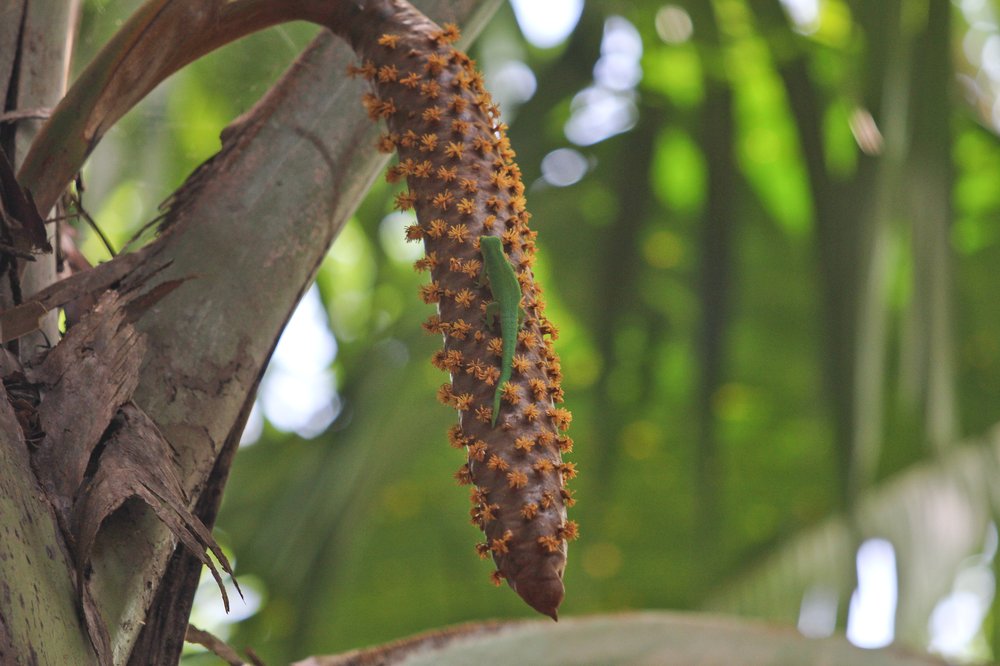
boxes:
[513,573,564,621]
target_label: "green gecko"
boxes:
[479,235,525,427]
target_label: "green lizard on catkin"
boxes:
[479,235,525,427]
[349,11,577,619]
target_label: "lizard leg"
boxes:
[485,301,500,329]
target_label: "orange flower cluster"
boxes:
[351,16,576,619]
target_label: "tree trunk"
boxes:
[0,0,79,342]
[1,2,95,663]
[0,1,500,663]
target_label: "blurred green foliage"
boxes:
[73,0,1000,663]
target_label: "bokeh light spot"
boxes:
[582,542,623,579]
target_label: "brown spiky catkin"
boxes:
[339,1,576,620]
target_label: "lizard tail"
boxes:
[491,366,510,427]
[491,389,501,427]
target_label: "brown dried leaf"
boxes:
[185,624,245,666]
[0,146,50,255]
[31,248,149,314]
[80,588,113,665]
[122,277,187,323]
[72,403,239,611]
[28,290,145,520]
[0,301,46,344]
[16,287,227,663]
[0,244,170,342]
[0,347,23,379]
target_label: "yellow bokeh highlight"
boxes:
[582,541,623,580]
[619,419,663,460]
[563,343,601,390]
[643,230,684,270]
[381,480,422,521]
[712,382,754,422]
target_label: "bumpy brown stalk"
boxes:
[329,0,577,619]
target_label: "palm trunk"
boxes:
[0,1,500,663]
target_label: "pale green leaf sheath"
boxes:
[479,235,523,426]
